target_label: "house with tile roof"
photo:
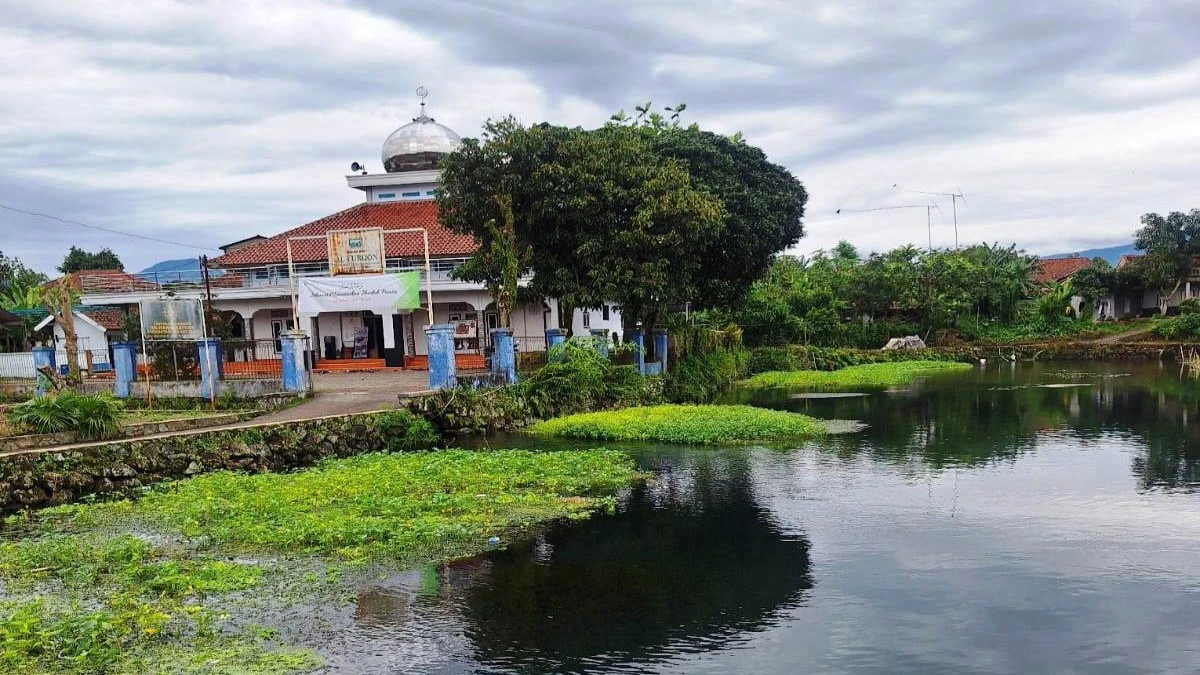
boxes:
[78,96,622,369]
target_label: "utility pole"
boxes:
[899,187,964,249]
[200,255,214,337]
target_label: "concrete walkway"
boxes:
[249,370,431,423]
[2,370,435,457]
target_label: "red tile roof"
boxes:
[1035,257,1092,284]
[209,201,476,267]
[81,308,127,330]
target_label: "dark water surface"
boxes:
[313,362,1200,674]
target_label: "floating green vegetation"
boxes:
[740,361,972,391]
[1,448,641,673]
[528,404,827,444]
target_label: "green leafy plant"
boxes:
[740,361,972,390]
[529,404,826,444]
[372,410,440,452]
[7,391,122,440]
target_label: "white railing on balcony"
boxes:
[79,258,475,295]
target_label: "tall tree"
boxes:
[59,246,123,274]
[1131,209,1200,314]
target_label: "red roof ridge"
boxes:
[209,200,476,267]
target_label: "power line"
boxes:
[0,203,218,252]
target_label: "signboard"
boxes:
[139,299,205,341]
[296,272,421,315]
[452,319,477,339]
[328,228,384,275]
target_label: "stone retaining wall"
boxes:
[0,412,260,454]
[0,411,396,513]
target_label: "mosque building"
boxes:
[78,91,622,370]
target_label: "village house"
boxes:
[73,97,622,370]
[1103,254,1200,318]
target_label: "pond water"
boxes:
[308,362,1200,674]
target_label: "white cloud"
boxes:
[0,0,1197,273]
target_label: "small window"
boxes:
[602,305,610,321]
[582,311,591,328]
[377,192,396,200]
[401,191,421,198]
[425,190,437,196]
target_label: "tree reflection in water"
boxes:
[448,452,813,672]
[735,361,1200,491]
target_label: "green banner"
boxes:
[392,271,421,310]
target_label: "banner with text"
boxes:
[328,228,384,275]
[297,272,421,315]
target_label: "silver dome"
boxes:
[381,109,461,173]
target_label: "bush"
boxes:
[663,349,747,403]
[529,404,826,444]
[744,345,964,375]
[1151,312,1200,341]
[745,347,798,375]
[7,391,123,440]
[518,337,659,419]
[372,410,439,452]
[740,361,972,390]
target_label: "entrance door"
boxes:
[363,313,384,359]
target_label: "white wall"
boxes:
[369,185,438,202]
[49,315,113,369]
[570,304,622,337]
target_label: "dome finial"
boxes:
[414,85,432,122]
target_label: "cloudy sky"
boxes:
[1,0,1198,274]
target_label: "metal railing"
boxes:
[220,339,284,379]
[78,258,478,295]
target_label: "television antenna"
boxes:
[893,184,964,248]
[836,202,941,249]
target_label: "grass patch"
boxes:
[741,361,972,390]
[528,404,827,444]
[119,410,232,424]
[1,448,641,673]
[30,449,642,563]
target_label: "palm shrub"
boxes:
[7,391,123,439]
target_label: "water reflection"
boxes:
[734,362,1200,490]
[453,451,812,672]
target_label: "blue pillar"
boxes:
[425,324,457,390]
[590,328,609,359]
[654,329,669,372]
[112,342,137,398]
[545,328,566,362]
[491,328,517,385]
[280,332,309,394]
[198,338,222,401]
[31,346,56,397]
[632,331,646,375]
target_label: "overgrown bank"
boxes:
[0,448,642,674]
[0,409,437,513]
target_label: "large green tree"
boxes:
[58,246,123,274]
[438,106,807,337]
[638,119,808,312]
[1131,209,1200,314]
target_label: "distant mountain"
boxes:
[1044,244,1138,266]
[138,258,222,283]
